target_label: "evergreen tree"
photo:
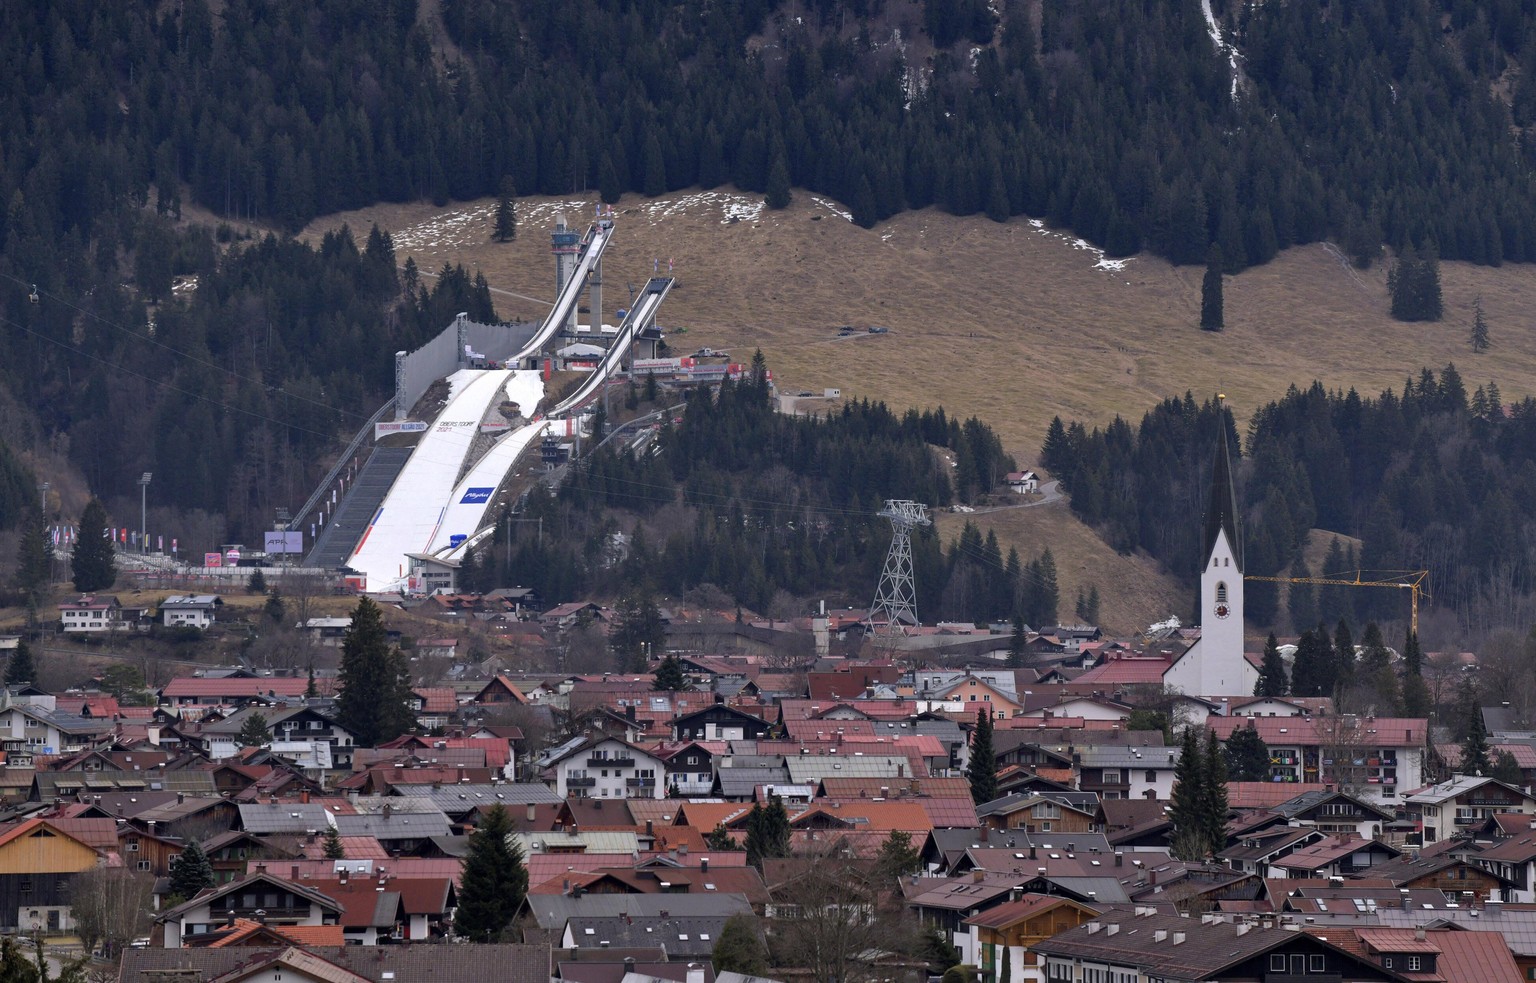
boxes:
[246,568,266,594]
[493,176,518,242]
[235,711,270,748]
[966,708,999,805]
[1200,730,1229,857]
[1401,631,1432,718]
[1333,619,1356,690]
[15,507,51,602]
[1200,247,1224,331]
[1471,297,1490,352]
[71,499,116,593]
[1169,727,1208,860]
[4,640,36,687]
[335,597,415,747]
[875,830,923,878]
[1006,613,1027,668]
[653,653,686,691]
[1388,246,1443,322]
[1256,633,1288,697]
[322,825,346,860]
[744,796,791,868]
[1492,750,1523,786]
[1041,416,1070,477]
[1224,721,1271,781]
[610,589,666,672]
[1459,679,1491,775]
[1359,622,1400,713]
[765,155,791,210]
[264,591,287,624]
[705,823,737,851]
[1289,629,1327,697]
[453,804,527,941]
[712,914,768,976]
[306,664,318,700]
[168,842,215,900]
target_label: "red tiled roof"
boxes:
[963,893,1089,929]
[1207,715,1428,746]
[1227,782,1329,809]
[1073,657,1173,685]
[161,678,313,698]
[411,688,458,714]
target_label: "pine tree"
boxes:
[653,653,686,691]
[966,708,999,805]
[1401,631,1432,718]
[1000,944,1012,983]
[335,597,415,747]
[1256,633,1288,697]
[168,842,214,900]
[1169,727,1208,860]
[71,499,116,593]
[875,830,923,878]
[1200,246,1224,331]
[246,568,266,594]
[322,825,346,860]
[1459,679,1491,776]
[1200,730,1229,859]
[765,155,791,210]
[712,914,768,976]
[1006,613,1027,668]
[1224,721,1271,781]
[453,804,527,941]
[705,823,737,851]
[610,589,666,672]
[1333,619,1356,690]
[4,640,36,687]
[1492,750,1523,786]
[15,507,51,602]
[1471,297,1490,352]
[235,711,270,748]
[493,176,518,242]
[744,796,790,868]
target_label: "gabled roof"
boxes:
[156,870,344,923]
[962,892,1098,929]
[119,945,550,983]
[0,817,106,856]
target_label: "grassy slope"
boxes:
[303,189,1535,633]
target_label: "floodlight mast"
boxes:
[871,500,930,636]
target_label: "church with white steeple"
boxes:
[1163,400,1259,697]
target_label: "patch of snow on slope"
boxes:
[1029,219,1134,276]
[810,197,853,222]
[391,204,498,252]
[641,191,765,225]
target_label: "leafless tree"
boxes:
[766,844,924,983]
[68,866,153,958]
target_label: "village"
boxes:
[0,425,1529,983]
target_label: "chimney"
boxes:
[646,820,655,837]
[1029,847,1036,860]
[176,792,185,804]
[686,965,705,983]
[624,958,636,972]
[981,827,990,843]
[340,869,349,885]
[255,863,267,874]
[1114,851,1123,867]
[972,869,986,883]
[700,858,709,873]
[382,803,393,819]
[528,803,538,822]
[300,789,310,804]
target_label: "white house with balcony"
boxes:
[543,734,667,800]
[154,870,342,947]
[160,595,223,628]
[58,596,125,633]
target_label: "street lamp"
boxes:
[138,473,152,554]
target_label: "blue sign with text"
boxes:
[460,488,493,504]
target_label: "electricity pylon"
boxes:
[871,500,930,636]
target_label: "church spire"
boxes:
[1202,395,1242,573]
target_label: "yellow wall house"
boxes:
[960,894,1101,983]
[0,818,106,933]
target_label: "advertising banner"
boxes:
[204,552,223,567]
[263,530,304,554]
[375,421,428,440]
[459,488,494,504]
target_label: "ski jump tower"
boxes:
[551,214,582,334]
[871,500,930,636]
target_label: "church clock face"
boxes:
[1214,603,1231,620]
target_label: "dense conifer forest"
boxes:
[4,0,1536,544]
[460,367,1059,624]
[1044,369,1536,637]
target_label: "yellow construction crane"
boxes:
[1244,569,1431,635]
